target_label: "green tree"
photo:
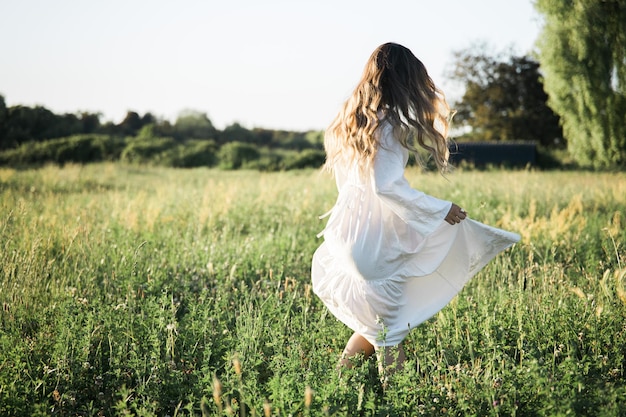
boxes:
[535,0,626,168]
[2,105,60,147]
[221,122,254,144]
[173,110,216,140]
[304,130,324,149]
[448,45,562,146]
[118,111,144,136]
[120,137,177,164]
[78,112,101,134]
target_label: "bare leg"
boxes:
[375,343,406,385]
[339,332,375,369]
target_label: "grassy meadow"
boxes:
[1,163,625,416]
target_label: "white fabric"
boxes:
[311,121,520,347]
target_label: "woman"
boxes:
[311,42,520,378]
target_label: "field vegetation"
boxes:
[1,163,625,416]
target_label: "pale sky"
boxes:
[0,0,542,132]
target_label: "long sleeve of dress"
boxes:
[371,124,452,238]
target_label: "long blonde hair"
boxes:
[324,42,452,172]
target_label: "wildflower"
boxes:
[212,375,222,411]
[233,357,242,376]
[304,385,314,408]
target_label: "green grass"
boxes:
[1,163,625,416]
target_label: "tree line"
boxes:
[0,46,565,171]
[0,102,322,152]
[0,46,566,171]
[0,99,326,170]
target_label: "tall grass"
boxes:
[1,163,625,416]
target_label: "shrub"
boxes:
[242,154,283,172]
[282,149,326,170]
[0,135,123,166]
[218,141,260,169]
[54,135,120,165]
[120,137,177,164]
[0,141,57,166]
[164,140,218,168]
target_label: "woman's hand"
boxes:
[445,203,467,225]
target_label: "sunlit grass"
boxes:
[1,163,625,416]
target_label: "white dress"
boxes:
[311,121,520,347]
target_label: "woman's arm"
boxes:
[371,124,454,237]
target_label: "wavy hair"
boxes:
[324,42,452,172]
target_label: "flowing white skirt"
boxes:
[312,208,520,347]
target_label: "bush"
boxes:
[242,154,283,172]
[218,141,260,169]
[535,145,576,170]
[55,135,123,165]
[120,137,177,164]
[0,141,56,166]
[282,149,325,170]
[163,140,218,168]
[0,135,123,166]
